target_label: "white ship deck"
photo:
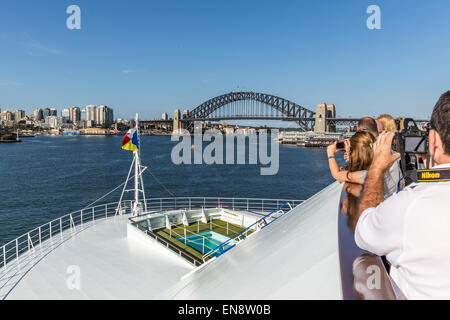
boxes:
[1,183,343,300]
[1,215,193,299]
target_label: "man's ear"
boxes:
[429,129,444,157]
[429,129,437,157]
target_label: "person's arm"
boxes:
[357,132,401,220]
[327,142,364,184]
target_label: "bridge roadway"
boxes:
[140,117,430,126]
[140,117,357,124]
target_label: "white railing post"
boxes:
[247,199,249,211]
[232,198,234,211]
[3,246,6,269]
[49,222,52,240]
[15,239,19,262]
[92,207,95,221]
[105,204,108,218]
[38,226,42,246]
[189,198,191,210]
[27,233,31,251]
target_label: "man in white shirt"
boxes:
[354,91,450,299]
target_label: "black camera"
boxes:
[336,140,346,150]
[392,118,429,155]
[392,118,430,185]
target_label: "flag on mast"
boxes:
[121,129,139,151]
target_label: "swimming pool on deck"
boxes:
[176,231,237,256]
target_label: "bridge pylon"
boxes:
[314,103,336,133]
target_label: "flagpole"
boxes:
[134,113,139,209]
[117,113,146,217]
[131,113,143,216]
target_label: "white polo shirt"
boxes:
[355,163,450,300]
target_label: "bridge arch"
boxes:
[188,92,316,131]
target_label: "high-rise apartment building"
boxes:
[69,106,81,123]
[34,108,44,121]
[13,110,25,122]
[61,109,70,121]
[43,108,51,118]
[96,105,114,126]
[86,105,97,125]
[0,110,13,121]
[49,108,57,116]
[46,116,63,129]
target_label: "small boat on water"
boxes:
[0,131,21,143]
[19,133,35,138]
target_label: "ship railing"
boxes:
[128,220,204,267]
[140,197,303,217]
[202,201,294,262]
[0,200,133,272]
[0,197,303,272]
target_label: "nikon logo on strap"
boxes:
[417,168,450,182]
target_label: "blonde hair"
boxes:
[347,131,375,173]
[377,114,397,132]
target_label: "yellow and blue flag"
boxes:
[121,129,139,151]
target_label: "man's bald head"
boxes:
[357,117,378,138]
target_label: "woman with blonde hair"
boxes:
[327,131,375,184]
[377,114,397,132]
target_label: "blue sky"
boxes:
[0,0,449,121]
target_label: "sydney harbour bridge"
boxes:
[140,91,427,132]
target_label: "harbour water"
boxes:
[0,135,339,245]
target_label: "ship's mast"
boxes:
[134,114,140,206]
[116,113,148,217]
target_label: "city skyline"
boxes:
[1,104,115,130]
[1,0,449,121]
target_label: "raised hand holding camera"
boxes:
[371,132,401,173]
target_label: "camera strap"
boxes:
[417,168,450,182]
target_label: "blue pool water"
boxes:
[177,231,236,255]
